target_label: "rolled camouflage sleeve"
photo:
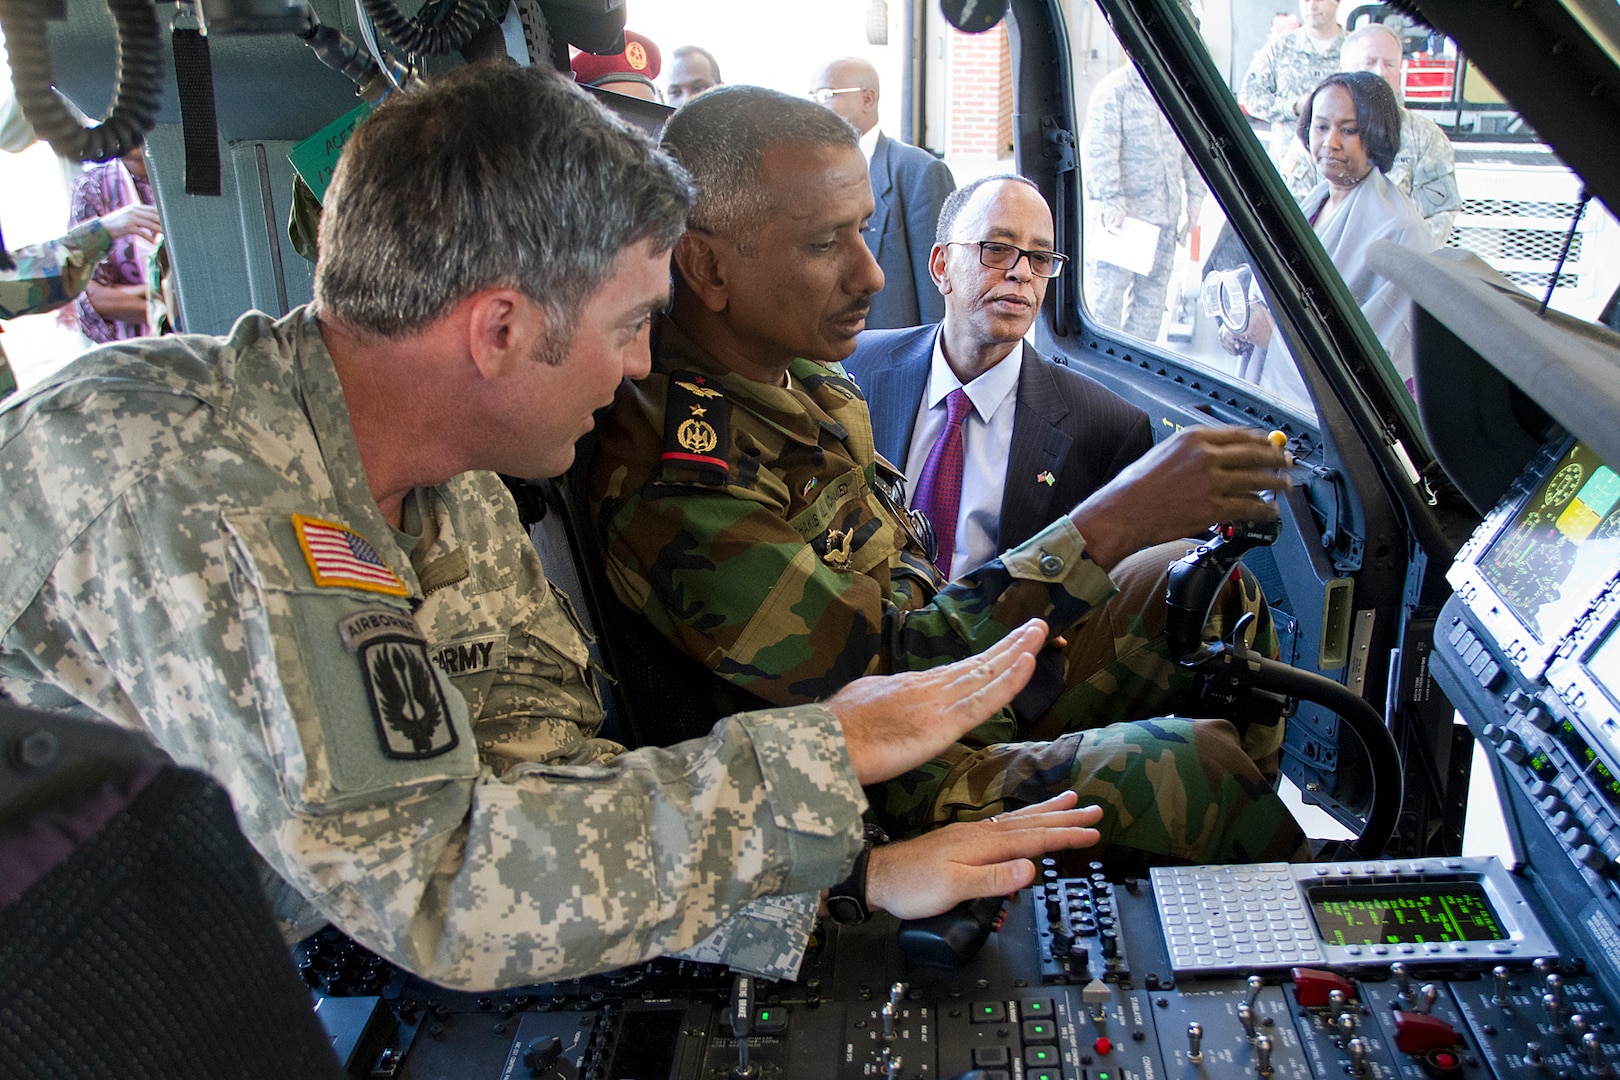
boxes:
[600,475,1117,708]
[0,220,113,319]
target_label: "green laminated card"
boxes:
[288,102,374,204]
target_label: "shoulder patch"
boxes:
[292,513,408,596]
[336,609,458,760]
[661,371,730,484]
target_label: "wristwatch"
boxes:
[825,823,889,924]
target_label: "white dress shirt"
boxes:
[858,124,881,165]
[902,330,1023,579]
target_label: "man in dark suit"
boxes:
[810,57,955,330]
[844,173,1153,578]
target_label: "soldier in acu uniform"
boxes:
[1080,62,1207,341]
[591,85,1309,866]
[1240,0,1346,160]
[0,63,1106,990]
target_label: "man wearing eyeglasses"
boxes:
[809,56,955,331]
[591,86,1305,870]
[846,175,1156,581]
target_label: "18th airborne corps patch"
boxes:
[338,609,458,760]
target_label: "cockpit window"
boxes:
[1068,0,1620,417]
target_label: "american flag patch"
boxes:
[292,514,408,596]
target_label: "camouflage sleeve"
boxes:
[1274,137,1321,205]
[1239,39,1294,128]
[601,477,1117,707]
[0,490,865,989]
[1403,118,1461,244]
[0,220,113,319]
[1080,76,1127,206]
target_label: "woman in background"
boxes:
[66,142,161,343]
[1224,70,1432,406]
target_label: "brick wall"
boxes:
[945,23,1014,159]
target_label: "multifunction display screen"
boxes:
[1307,883,1506,946]
[1479,442,1620,643]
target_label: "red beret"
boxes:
[571,30,662,88]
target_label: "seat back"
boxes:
[0,705,342,1080]
[515,435,768,749]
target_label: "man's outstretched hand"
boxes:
[827,620,1048,786]
[864,792,1103,919]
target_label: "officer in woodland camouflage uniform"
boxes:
[1080,62,1206,341]
[1275,24,1462,244]
[1240,0,1345,159]
[0,204,161,398]
[591,85,1307,865]
[0,63,1104,990]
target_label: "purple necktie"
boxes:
[911,388,972,577]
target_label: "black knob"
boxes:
[524,1036,562,1070]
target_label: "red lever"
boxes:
[1291,967,1357,1007]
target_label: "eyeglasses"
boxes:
[949,240,1069,279]
[808,87,864,104]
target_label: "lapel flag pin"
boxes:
[1037,470,1056,486]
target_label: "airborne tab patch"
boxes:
[661,371,730,484]
[337,609,458,760]
[293,514,408,596]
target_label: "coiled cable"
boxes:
[0,0,164,162]
[357,0,490,57]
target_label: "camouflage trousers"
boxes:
[1086,225,1179,342]
[1,347,16,402]
[871,540,1307,868]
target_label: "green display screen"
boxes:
[1308,884,1506,946]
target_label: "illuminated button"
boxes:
[1026,1045,1061,1069]
[973,1001,1007,1023]
[1024,1020,1057,1044]
[1095,1037,1114,1055]
[1029,1071,1062,1080]
[1022,998,1056,1020]
[973,1047,1012,1067]
[753,1006,787,1034]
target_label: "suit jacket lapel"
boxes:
[1001,343,1072,549]
[863,326,933,467]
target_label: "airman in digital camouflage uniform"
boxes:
[0,63,1104,990]
[591,84,1308,864]
[1080,62,1207,341]
[1240,0,1345,159]
[1275,24,1462,245]
[0,204,160,399]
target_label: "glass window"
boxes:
[1067,0,1619,415]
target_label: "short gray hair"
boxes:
[935,173,1039,244]
[659,84,858,255]
[314,62,693,353]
